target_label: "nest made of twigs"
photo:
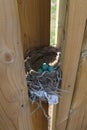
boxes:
[24,46,62,104]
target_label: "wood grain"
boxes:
[56,0,87,130]
[55,0,68,47]
[52,1,68,129]
[0,0,32,130]
[66,23,87,130]
[17,1,51,130]
[29,102,48,130]
[17,0,50,52]
[66,58,87,130]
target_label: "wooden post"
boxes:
[66,23,87,130]
[56,0,87,130]
[0,0,32,130]
[17,0,50,52]
[17,0,51,130]
[55,0,67,47]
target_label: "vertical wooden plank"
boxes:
[17,0,50,52]
[66,58,87,130]
[56,0,87,130]
[66,23,87,130]
[0,0,32,130]
[80,106,87,130]
[52,1,68,129]
[55,0,68,47]
[17,1,51,130]
[29,102,48,130]
[50,105,57,130]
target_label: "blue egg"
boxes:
[48,66,54,72]
[37,68,43,73]
[42,63,48,71]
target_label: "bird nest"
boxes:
[24,46,62,105]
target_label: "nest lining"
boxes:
[24,46,62,105]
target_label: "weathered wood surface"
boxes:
[17,0,50,52]
[0,0,32,130]
[56,0,87,130]
[29,102,48,130]
[52,1,68,129]
[17,1,51,130]
[66,23,87,130]
[55,0,68,47]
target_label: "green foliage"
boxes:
[50,0,57,46]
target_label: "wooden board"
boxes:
[52,1,68,129]
[29,102,48,130]
[55,0,87,130]
[66,23,87,130]
[55,0,68,47]
[17,1,51,130]
[17,0,50,52]
[66,57,87,130]
[0,0,32,130]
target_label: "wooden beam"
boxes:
[17,1,51,130]
[17,0,50,52]
[66,56,87,130]
[52,1,68,129]
[0,0,32,130]
[66,23,87,130]
[29,102,48,130]
[56,0,87,130]
[55,0,67,47]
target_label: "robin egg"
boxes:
[48,66,54,72]
[42,63,48,71]
[37,68,43,73]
